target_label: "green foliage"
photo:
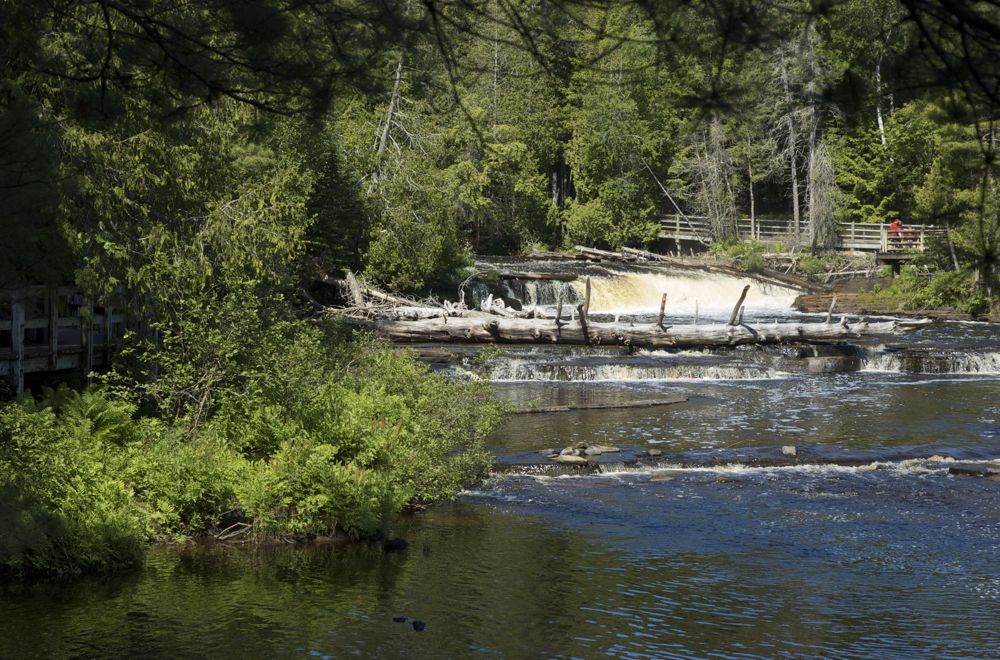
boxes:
[710,240,767,272]
[225,326,503,537]
[0,389,145,577]
[0,327,505,575]
[126,433,245,540]
[858,266,989,313]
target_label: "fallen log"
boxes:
[574,245,630,261]
[494,271,578,281]
[346,315,932,348]
[622,246,672,262]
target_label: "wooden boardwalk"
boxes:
[659,215,943,252]
[1,286,125,396]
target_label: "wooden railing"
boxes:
[1,286,126,396]
[658,215,943,252]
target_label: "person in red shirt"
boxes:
[888,218,903,249]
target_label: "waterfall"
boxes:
[863,350,1000,375]
[571,269,799,317]
[471,357,781,382]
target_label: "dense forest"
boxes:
[1,0,999,575]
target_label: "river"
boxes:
[2,268,998,658]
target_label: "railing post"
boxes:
[48,288,58,369]
[881,226,888,252]
[81,298,93,381]
[12,297,24,398]
[104,299,113,365]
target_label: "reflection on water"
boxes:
[2,321,999,658]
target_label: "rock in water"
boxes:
[393,616,408,623]
[781,445,797,457]
[412,620,427,631]
[806,356,862,374]
[647,449,663,457]
[949,462,1000,477]
[552,454,589,465]
[383,538,409,552]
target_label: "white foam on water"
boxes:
[571,269,800,316]
[587,457,985,479]
[862,350,1000,375]
[477,359,785,382]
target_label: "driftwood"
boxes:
[622,246,675,263]
[328,269,930,349]
[573,246,818,293]
[494,271,578,281]
[347,315,932,348]
[574,245,626,261]
[326,274,548,321]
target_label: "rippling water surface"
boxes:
[2,317,999,659]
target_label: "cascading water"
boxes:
[470,259,801,319]
[506,279,582,307]
[570,269,800,318]
[863,348,1000,374]
[473,352,782,382]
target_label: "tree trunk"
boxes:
[875,56,888,149]
[747,135,756,240]
[369,55,404,194]
[780,53,801,239]
[346,315,931,349]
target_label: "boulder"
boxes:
[806,356,862,374]
[552,454,590,465]
[948,462,1000,477]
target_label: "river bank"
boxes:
[5,325,1000,657]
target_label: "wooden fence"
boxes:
[0,286,126,396]
[659,215,944,252]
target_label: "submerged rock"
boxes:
[948,462,1000,477]
[412,620,427,631]
[806,356,862,374]
[383,538,409,552]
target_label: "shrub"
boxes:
[230,328,504,538]
[0,323,506,576]
[710,240,766,272]
[0,390,146,577]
